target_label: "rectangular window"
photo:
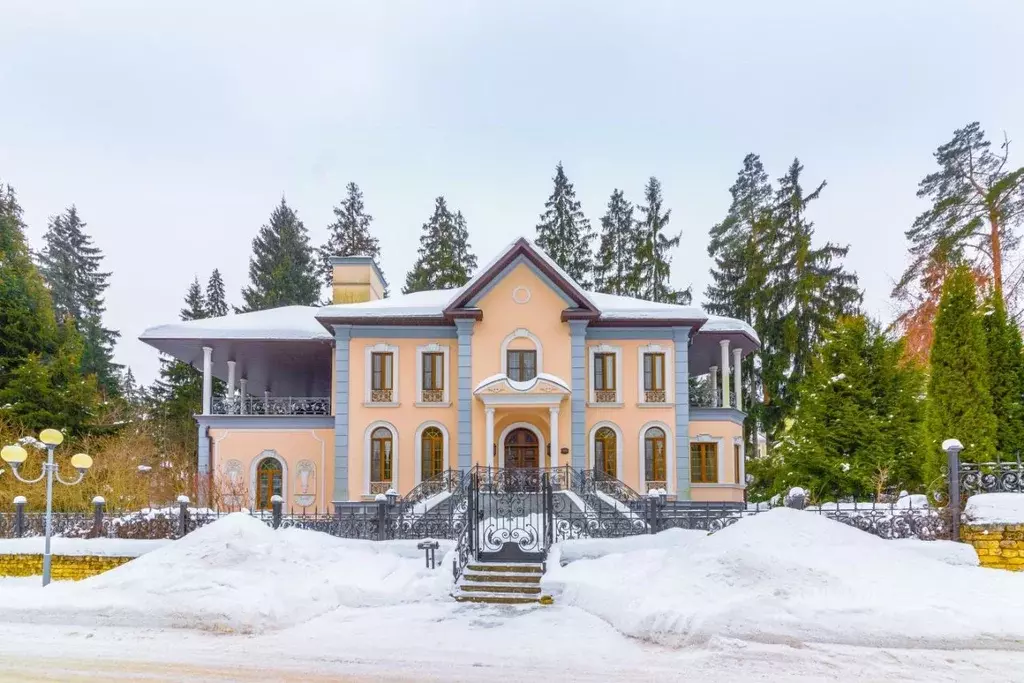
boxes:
[371,352,394,402]
[594,353,616,391]
[422,352,444,391]
[643,353,665,391]
[507,350,537,382]
[734,444,742,484]
[690,442,718,484]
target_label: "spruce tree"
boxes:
[926,265,998,480]
[593,189,637,296]
[240,198,320,311]
[632,177,690,304]
[0,182,57,390]
[182,277,206,320]
[205,269,228,317]
[534,163,596,287]
[36,206,120,395]
[983,294,1024,458]
[403,197,478,293]
[318,182,383,291]
[766,316,926,501]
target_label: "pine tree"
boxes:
[632,177,690,304]
[403,197,478,294]
[895,122,1024,312]
[240,198,320,311]
[763,316,927,501]
[534,163,596,287]
[593,189,637,296]
[0,182,57,389]
[926,266,998,481]
[205,269,228,317]
[982,294,1024,458]
[318,182,383,291]
[182,278,206,320]
[36,206,120,395]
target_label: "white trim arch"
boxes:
[587,421,624,479]
[250,449,287,509]
[500,328,543,377]
[363,421,399,495]
[414,421,450,485]
[637,421,675,495]
[497,422,546,468]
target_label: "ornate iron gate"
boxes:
[471,466,552,562]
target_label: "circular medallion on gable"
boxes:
[512,286,531,304]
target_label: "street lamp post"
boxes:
[1,429,93,586]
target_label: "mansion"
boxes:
[141,238,758,512]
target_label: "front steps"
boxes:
[453,562,550,605]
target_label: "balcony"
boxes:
[211,395,331,416]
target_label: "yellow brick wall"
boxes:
[961,524,1024,571]
[0,554,133,581]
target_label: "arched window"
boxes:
[594,427,617,478]
[644,427,667,491]
[370,427,393,494]
[256,458,282,510]
[421,426,445,480]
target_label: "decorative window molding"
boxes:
[638,421,675,494]
[414,421,450,485]
[689,433,726,485]
[249,449,287,510]
[500,328,543,376]
[511,286,531,304]
[364,342,399,406]
[363,421,398,495]
[587,421,624,479]
[588,344,623,405]
[415,343,451,406]
[637,343,673,406]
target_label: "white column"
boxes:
[226,360,237,399]
[733,348,742,412]
[485,408,495,469]
[720,340,731,409]
[239,378,248,415]
[709,366,718,407]
[549,406,560,469]
[201,346,213,415]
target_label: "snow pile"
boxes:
[0,513,451,633]
[0,538,168,557]
[544,508,1022,650]
[554,528,706,564]
[965,493,1024,524]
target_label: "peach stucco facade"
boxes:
[162,239,758,511]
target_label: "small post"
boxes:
[418,539,440,569]
[943,438,963,541]
[375,493,388,541]
[646,489,661,534]
[177,494,190,538]
[271,495,283,529]
[92,496,105,538]
[13,496,26,538]
[784,487,807,510]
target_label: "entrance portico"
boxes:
[474,373,569,470]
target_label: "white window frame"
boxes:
[364,342,399,407]
[637,343,673,406]
[689,433,726,486]
[587,421,624,479]
[500,328,543,378]
[249,449,288,510]
[415,343,451,407]
[637,421,675,494]
[414,421,450,485]
[588,344,623,406]
[363,420,399,495]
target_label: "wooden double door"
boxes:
[504,428,540,469]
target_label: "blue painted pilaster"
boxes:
[456,319,475,470]
[197,424,210,475]
[673,326,692,500]
[569,320,589,469]
[333,325,352,502]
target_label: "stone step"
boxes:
[467,563,543,573]
[453,592,542,605]
[459,583,542,594]
[463,572,542,583]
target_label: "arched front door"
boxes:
[256,457,283,510]
[504,428,539,469]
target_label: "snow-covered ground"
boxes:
[965,492,1024,524]
[0,537,169,557]
[1,510,1023,681]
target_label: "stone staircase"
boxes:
[453,562,549,605]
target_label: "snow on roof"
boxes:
[140,306,332,341]
[317,288,459,319]
[701,315,760,342]
[584,291,705,321]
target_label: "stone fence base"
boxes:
[961,524,1024,571]
[0,554,133,581]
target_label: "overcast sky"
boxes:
[2,1,1022,385]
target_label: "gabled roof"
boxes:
[444,237,600,317]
